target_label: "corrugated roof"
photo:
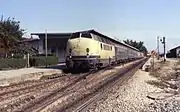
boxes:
[31,32,72,37]
[31,29,140,52]
[75,29,140,52]
[22,38,39,42]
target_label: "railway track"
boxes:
[0,69,98,101]
[35,58,146,112]
[0,58,147,112]
[72,58,147,112]
[0,69,99,112]
[0,73,67,94]
[27,70,117,112]
[0,76,77,105]
[18,69,106,112]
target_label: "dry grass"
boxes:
[146,80,169,89]
[146,80,178,89]
[147,59,179,90]
[177,59,180,65]
[174,59,180,71]
[149,68,161,78]
[149,60,175,80]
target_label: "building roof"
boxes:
[31,32,72,37]
[75,29,140,51]
[16,38,39,44]
[22,38,39,42]
[31,29,140,52]
[169,45,180,51]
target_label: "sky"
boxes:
[1,0,180,52]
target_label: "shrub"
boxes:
[0,58,27,69]
[12,54,24,59]
[30,56,58,67]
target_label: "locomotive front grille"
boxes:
[72,56,100,58]
[70,55,100,61]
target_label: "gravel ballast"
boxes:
[87,58,180,112]
[87,69,161,112]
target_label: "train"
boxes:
[65,30,144,69]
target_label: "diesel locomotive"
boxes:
[66,30,143,69]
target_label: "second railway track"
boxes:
[71,58,147,112]
[0,68,100,112]
[0,58,147,112]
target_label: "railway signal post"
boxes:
[160,37,166,62]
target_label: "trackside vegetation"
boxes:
[0,56,58,70]
[0,58,27,70]
[29,56,58,67]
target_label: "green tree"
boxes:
[11,41,38,57]
[123,39,148,54]
[0,16,25,57]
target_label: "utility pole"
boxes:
[45,29,48,68]
[163,37,166,62]
[157,36,160,60]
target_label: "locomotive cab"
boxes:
[66,32,100,69]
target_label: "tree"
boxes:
[0,16,25,57]
[123,39,148,54]
[11,41,38,57]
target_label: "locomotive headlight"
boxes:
[69,48,72,53]
[86,48,89,53]
[86,48,89,58]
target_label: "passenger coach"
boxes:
[66,30,143,69]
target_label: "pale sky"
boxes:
[1,0,180,52]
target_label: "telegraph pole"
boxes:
[163,37,166,62]
[45,29,48,67]
[157,36,160,60]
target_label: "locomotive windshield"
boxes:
[70,32,92,39]
[81,32,92,38]
[70,32,80,39]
